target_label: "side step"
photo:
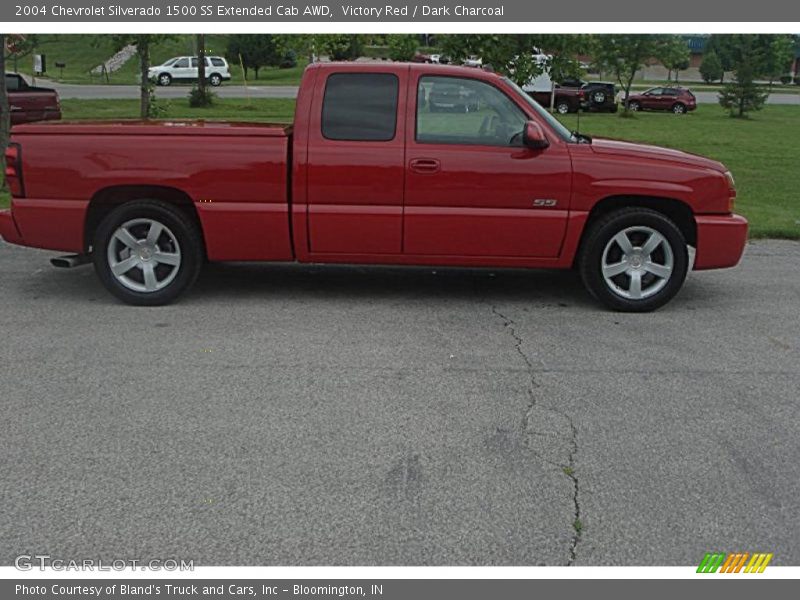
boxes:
[51,254,91,269]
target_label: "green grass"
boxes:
[60,97,296,122]
[0,189,9,209]
[556,105,800,239]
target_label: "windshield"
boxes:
[502,77,575,142]
[162,58,178,66]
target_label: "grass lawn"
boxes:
[0,189,8,209]
[3,100,798,240]
[556,105,799,239]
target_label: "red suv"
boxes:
[627,87,697,114]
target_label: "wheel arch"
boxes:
[84,185,205,255]
[582,194,697,252]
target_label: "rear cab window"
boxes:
[321,73,399,141]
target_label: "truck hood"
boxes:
[590,137,726,173]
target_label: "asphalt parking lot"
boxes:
[1,239,799,565]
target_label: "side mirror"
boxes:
[522,121,549,150]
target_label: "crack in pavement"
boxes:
[491,305,583,566]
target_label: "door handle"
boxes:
[409,158,440,174]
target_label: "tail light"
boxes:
[724,171,736,212]
[5,143,25,198]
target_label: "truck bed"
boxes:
[10,119,295,261]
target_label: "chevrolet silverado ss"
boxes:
[0,62,748,311]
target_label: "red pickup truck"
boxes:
[0,62,747,311]
[4,73,62,125]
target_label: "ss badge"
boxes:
[533,198,558,207]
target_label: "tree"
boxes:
[762,34,794,87]
[1,35,11,191]
[699,50,724,83]
[438,35,546,85]
[189,33,213,108]
[715,35,772,117]
[658,36,690,82]
[4,34,38,73]
[226,35,279,80]
[387,35,418,62]
[592,35,674,112]
[110,35,172,119]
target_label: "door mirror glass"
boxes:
[522,121,549,150]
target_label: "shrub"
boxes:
[188,85,215,108]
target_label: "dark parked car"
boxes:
[4,73,61,125]
[627,87,697,114]
[559,78,618,112]
[428,80,479,112]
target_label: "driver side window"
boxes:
[174,58,189,68]
[416,76,527,147]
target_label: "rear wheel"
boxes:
[578,208,689,312]
[672,102,687,114]
[92,200,203,306]
[556,100,571,114]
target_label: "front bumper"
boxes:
[693,213,748,270]
[0,209,24,245]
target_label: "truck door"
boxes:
[403,73,571,258]
[305,67,407,254]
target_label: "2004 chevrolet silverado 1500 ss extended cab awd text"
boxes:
[0,63,748,311]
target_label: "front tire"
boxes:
[92,200,203,306]
[578,208,689,312]
[209,73,222,87]
[629,101,641,112]
[157,73,172,86]
[556,100,571,114]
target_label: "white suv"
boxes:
[149,56,231,87]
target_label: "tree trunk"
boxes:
[197,34,206,93]
[139,36,151,119]
[1,34,11,187]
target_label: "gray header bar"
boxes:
[2,0,798,23]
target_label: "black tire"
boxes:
[629,101,641,112]
[578,208,689,312]
[556,100,571,114]
[591,90,607,104]
[157,73,172,86]
[209,73,222,87]
[92,200,203,306]
[672,102,687,114]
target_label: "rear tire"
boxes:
[556,100,571,114]
[92,200,203,306]
[578,208,689,312]
[672,102,687,114]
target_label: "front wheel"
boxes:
[629,101,641,111]
[556,100,571,114]
[157,73,172,86]
[578,208,689,312]
[209,73,222,87]
[92,200,203,306]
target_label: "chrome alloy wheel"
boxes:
[601,226,674,300]
[106,218,182,293]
